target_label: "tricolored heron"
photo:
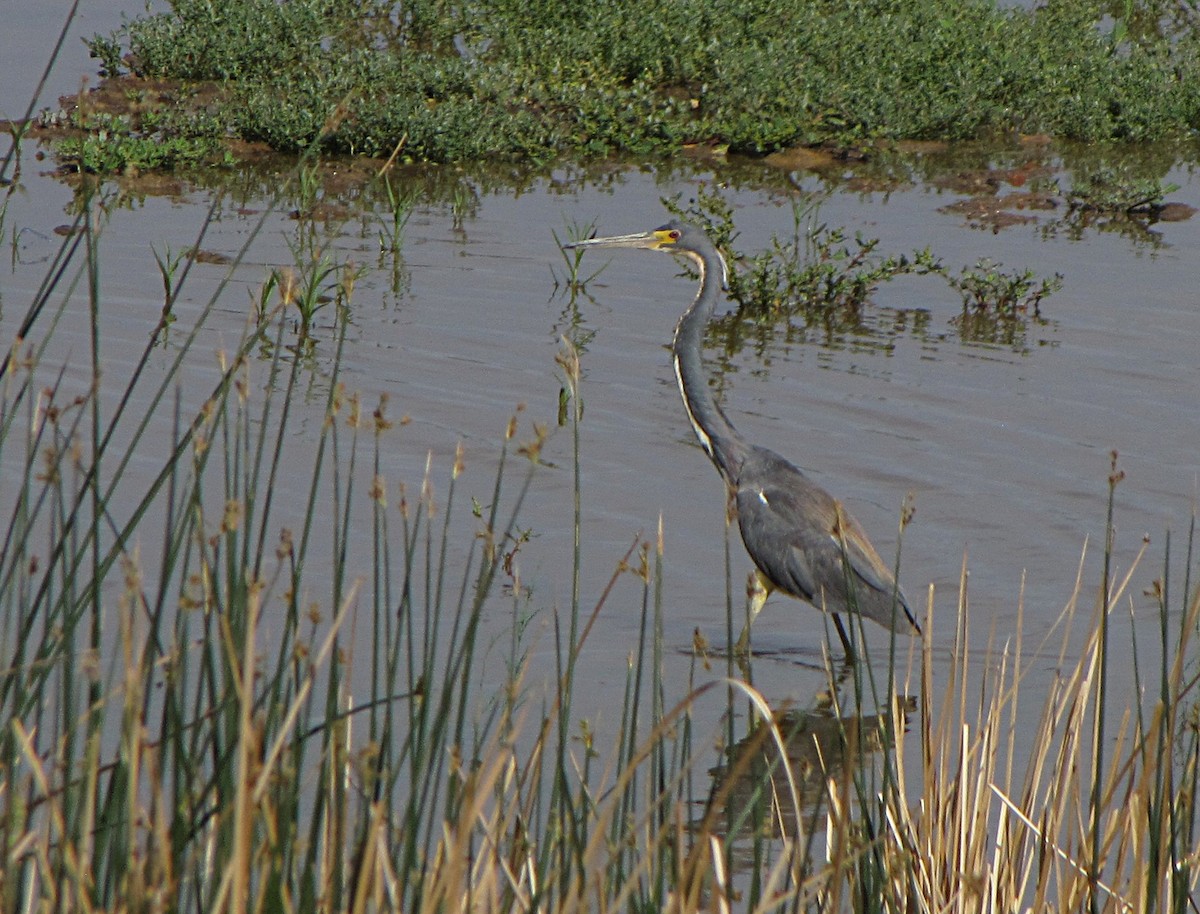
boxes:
[565,220,921,656]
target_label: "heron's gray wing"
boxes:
[734,449,895,605]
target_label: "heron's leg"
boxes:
[831,613,856,660]
[735,571,770,657]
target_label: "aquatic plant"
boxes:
[274,243,358,343]
[49,108,226,175]
[665,183,1061,350]
[377,175,418,255]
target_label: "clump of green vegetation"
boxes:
[47,107,228,175]
[55,130,217,174]
[71,0,1200,167]
[663,184,1060,348]
[947,259,1062,321]
[667,187,942,322]
[947,259,1063,348]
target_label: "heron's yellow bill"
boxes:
[563,226,681,252]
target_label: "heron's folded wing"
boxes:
[736,472,894,604]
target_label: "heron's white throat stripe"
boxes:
[673,353,714,461]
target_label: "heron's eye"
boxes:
[668,230,680,240]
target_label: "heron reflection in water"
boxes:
[705,691,918,848]
[565,221,920,657]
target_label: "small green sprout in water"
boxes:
[276,244,359,342]
[551,218,608,299]
[449,180,476,233]
[151,243,184,308]
[251,267,282,329]
[149,242,186,345]
[378,176,419,254]
[294,162,323,217]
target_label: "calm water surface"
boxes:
[3,2,1199,804]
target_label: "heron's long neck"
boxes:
[672,252,748,484]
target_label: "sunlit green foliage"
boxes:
[78,0,1200,165]
[45,106,228,175]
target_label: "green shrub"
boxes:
[76,0,1200,165]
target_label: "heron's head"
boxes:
[563,220,727,286]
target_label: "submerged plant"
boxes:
[1067,165,1181,215]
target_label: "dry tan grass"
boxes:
[354,542,1200,914]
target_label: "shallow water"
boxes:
[4,1,1200,851]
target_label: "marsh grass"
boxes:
[0,170,542,911]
